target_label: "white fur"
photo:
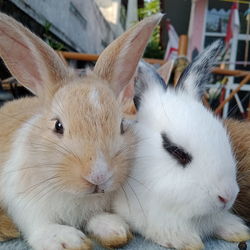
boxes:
[85,152,113,188]
[87,213,130,240]
[29,224,87,250]
[113,85,249,249]
[88,88,100,108]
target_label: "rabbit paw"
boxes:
[216,223,250,242]
[87,213,132,248]
[29,224,92,250]
[0,211,20,241]
[179,244,205,250]
[154,231,204,250]
[157,241,204,250]
[215,213,250,242]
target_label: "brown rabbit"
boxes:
[0,12,163,249]
[225,119,250,223]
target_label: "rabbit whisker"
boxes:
[120,184,132,216]
[127,175,149,191]
[21,178,63,209]
[126,180,146,220]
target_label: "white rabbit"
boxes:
[113,41,250,250]
[0,13,163,250]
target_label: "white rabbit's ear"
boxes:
[94,13,163,97]
[0,13,71,98]
[134,61,167,110]
[176,40,223,100]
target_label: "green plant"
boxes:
[138,0,159,18]
[43,21,64,51]
[138,0,164,59]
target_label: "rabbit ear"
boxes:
[119,59,172,112]
[157,60,174,85]
[0,13,70,98]
[134,61,167,110]
[94,13,163,97]
[176,40,223,100]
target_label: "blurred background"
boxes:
[0,0,250,120]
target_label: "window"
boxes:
[203,0,250,118]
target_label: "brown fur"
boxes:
[67,238,92,250]
[180,245,204,250]
[94,14,163,95]
[225,119,250,223]
[0,98,39,240]
[0,208,20,240]
[0,77,135,244]
[0,78,134,194]
[90,231,133,249]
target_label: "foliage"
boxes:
[138,0,159,18]
[138,0,164,59]
[43,21,64,50]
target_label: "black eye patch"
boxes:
[161,133,192,167]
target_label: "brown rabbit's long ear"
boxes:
[94,13,163,97]
[0,13,70,98]
[157,60,174,85]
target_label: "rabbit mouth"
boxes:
[86,175,114,195]
[85,188,106,197]
[92,185,105,194]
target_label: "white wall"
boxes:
[10,0,116,53]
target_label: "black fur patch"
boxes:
[161,132,192,167]
[134,61,167,110]
[176,40,224,99]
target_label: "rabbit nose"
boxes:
[92,174,105,185]
[85,152,112,185]
[218,195,229,204]
[85,174,107,186]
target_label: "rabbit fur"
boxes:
[112,41,250,250]
[0,12,163,250]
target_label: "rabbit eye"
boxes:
[161,133,192,167]
[120,119,131,135]
[54,120,64,135]
[120,119,125,135]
